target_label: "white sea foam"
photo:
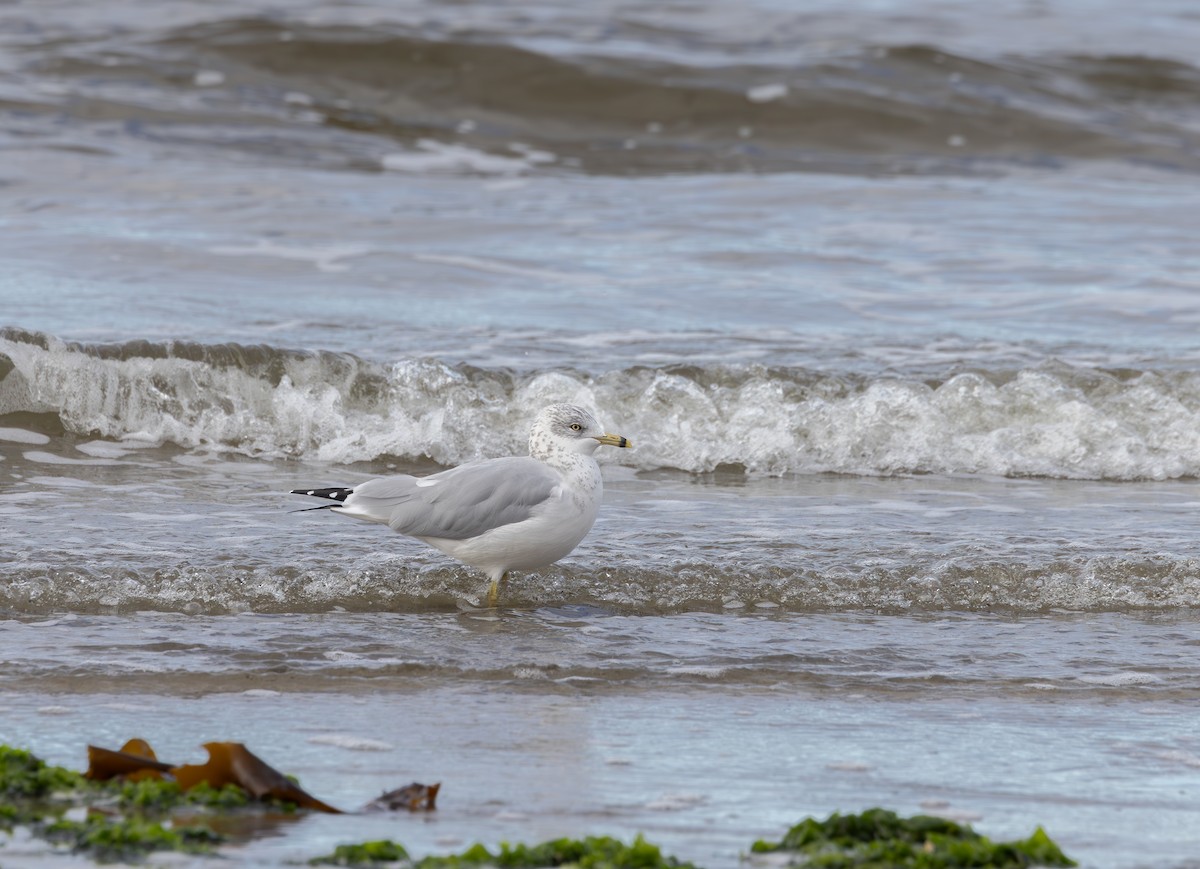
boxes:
[411,253,594,285]
[22,451,120,466]
[1078,671,1163,686]
[0,427,50,445]
[307,734,394,751]
[5,333,1200,480]
[381,140,539,175]
[208,240,373,273]
[193,69,225,87]
[75,440,136,458]
[746,83,789,103]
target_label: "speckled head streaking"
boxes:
[528,403,632,463]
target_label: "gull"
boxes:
[290,404,632,606]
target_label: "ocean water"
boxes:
[2,0,1200,866]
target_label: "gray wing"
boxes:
[343,456,560,540]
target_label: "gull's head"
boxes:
[529,403,632,461]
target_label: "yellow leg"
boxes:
[485,573,508,609]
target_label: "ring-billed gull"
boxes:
[290,404,632,606]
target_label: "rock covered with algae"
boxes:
[311,834,699,867]
[749,807,1076,868]
[1,744,219,862]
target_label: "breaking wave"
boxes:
[4,328,1200,480]
[3,554,1199,617]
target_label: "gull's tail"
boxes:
[289,487,353,513]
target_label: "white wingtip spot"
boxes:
[415,479,440,488]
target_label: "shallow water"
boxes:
[3,0,1200,865]
[2,611,1199,869]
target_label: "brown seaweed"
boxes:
[85,738,173,781]
[85,739,343,814]
[171,743,344,814]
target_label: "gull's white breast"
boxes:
[420,458,602,577]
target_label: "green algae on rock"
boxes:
[2,744,227,861]
[115,776,255,812]
[749,808,1076,868]
[1,744,93,829]
[1,745,89,803]
[311,834,698,868]
[311,838,411,865]
[41,815,222,863]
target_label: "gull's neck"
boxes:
[530,433,600,474]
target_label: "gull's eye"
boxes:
[569,423,583,431]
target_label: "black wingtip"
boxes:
[290,487,354,502]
